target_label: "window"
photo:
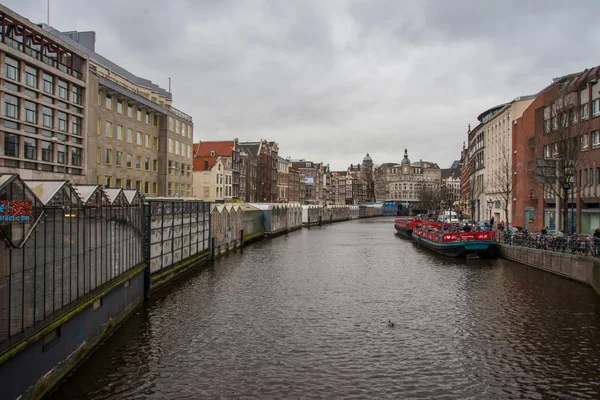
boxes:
[117,101,123,114]
[97,118,101,135]
[570,109,577,124]
[116,151,123,166]
[188,146,192,158]
[593,99,600,117]
[105,95,112,109]
[136,155,141,169]
[145,112,150,124]
[145,134,150,148]
[42,106,53,128]
[72,116,82,135]
[58,80,68,100]
[5,94,19,120]
[153,182,158,194]
[581,134,589,150]
[168,138,173,153]
[126,154,132,168]
[25,65,37,88]
[154,115,159,127]
[593,131,600,148]
[136,131,142,145]
[168,116,173,131]
[153,159,158,172]
[153,137,159,150]
[551,116,558,130]
[127,104,133,117]
[144,157,150,170]
[41,141,53,162]
[116,178,123,188]
[176,120,180,134]
[136,181,142,191]
[71,147,81,166]
[182,124,186,136]
[23,137,36,160]
[72,85,82,105]
[116,125,123,140]
[582,103,589,120]
[144,181,150,194]
[97,147,101,163]
[24,100,37,124]
[210,150,216,157]
[98,90,102,106]
[188,127,192,139]
[136,108,141,121]
[105,176,112,188]
[5,57,19,80]
[126,128,133,143]
[175,140,180,155]
[58,112,67,132]
[4,133,18,157]
[126,179,132,189]
[105,149,112,164]
[105,121,112,137]
[43,73,54,94]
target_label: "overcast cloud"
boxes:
[7,0,600,170]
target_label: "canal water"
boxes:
[49,217,600,399]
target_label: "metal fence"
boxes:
[495,231,600,257]
[147,199,211,274]
[0,176,144,344]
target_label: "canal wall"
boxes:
[0,174,388,400]
[498,244,600,296]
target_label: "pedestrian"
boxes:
[594,228,600,256]
[541,226,548,235]
[490,216,495,227]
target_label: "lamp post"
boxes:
[487,199,494,226]
[50,136,66,180]
[562,181,574,235]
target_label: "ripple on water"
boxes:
[49,218,600,400]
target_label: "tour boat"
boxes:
[412,222,497,259]
[394,218,421,239]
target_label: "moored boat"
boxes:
[412,222,497,259]
[394,218,421,239]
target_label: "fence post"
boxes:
[211,237,216,261]
[240,229,244,252]
[319,216,322,226]
[143,203,152,299]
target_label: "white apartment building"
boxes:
[192,156,232,202]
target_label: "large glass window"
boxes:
[23,137,36,160]
[106,121,112,137]
[71,147,82,166]
[5,94,19,119]
[43,72,54,94]
[41,140,53,162]
[25,65,37,88]
[24,100,37,124]
[127,104,133,117]
[136,155,141,169]
[116,125,123,140]
[136,131,142,145]
[5,57,19,81]
[42,106,53,128]
[127,128,133,143]
[4,133,19,157]
[72,116,82,135]
[58,80,68,100]
[58,111,67,132]
[72,85,82,105]
[593,99,600,117]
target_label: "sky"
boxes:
[6,0,600,170]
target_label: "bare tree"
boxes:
[531,85,590,234]
[489,144,513,229]
[468,173,487,222]
[418,183,442,215]
[362,165,387,202]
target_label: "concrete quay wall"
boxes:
[498,244,600,296]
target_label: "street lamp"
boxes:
[562,181,574,235]
[50,136,66,180]
[487,199,494,225]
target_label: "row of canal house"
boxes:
[512,66,600,234]
[463,65,600,234]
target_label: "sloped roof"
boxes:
[450,160,460,170]
[441,168,461,179]
[239,142,260,157]
[193,141,235,171]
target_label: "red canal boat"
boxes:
[394,218,421,239]
[411,221,497,259]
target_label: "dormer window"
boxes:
[210,151,216,156]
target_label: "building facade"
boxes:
[192,156,231,202]
[193,140,240,200]
[0,5,89,181]
[441,160,461,205]
[381,149,441,207]
[239,139,278,202]
[459,140,470,212]
[291,159,323,204]
[277,156,290,202]
[288,166,301,203]
[44,27,194,197]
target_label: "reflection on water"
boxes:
[50,217,600,399]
